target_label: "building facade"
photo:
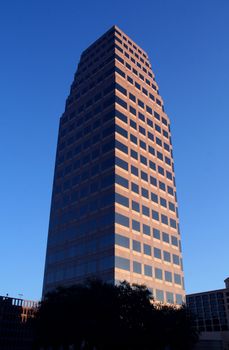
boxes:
[186,278,229,349]
[0,296,37,350]
[43,25,185,304]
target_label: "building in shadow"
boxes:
[0,295,37,350]
[186,278,229,350]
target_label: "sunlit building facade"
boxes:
[43,25,185,304]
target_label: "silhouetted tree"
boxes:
[33,280,198,350]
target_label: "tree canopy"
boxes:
[33,280,198,350]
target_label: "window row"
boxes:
[115,189,176,214]
[115,28,148,60]
[115,256,182,285]
[115,109,171,155]
[115,67,163,109]
[115,234,180,266]
[115,138,173,180]
[115,82,168,127]
[114,46,154,85]
[115,212,179,239]
[115,157,176,198]
[115,95,169,138]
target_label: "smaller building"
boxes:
[186,278,229,350]
[0,295,37,350]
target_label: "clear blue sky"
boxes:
[0,0,228,301]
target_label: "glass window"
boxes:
[116,124,128,138]
[148,146,155,155]
[140,140,146,150]
[115,193,129,207]
[116,109,127,123]
[149,161,156,170]
[115,213,129,227]
[115,95,127,109]
[116,140,128,154]
[166,292,174,304]
[148,131,154,141]
[141,188,149,198]
[147,118,153,128]
[151,192,158,203]
[143,224,151,236]
[150,176,157,187]
[130,106,136,116]
[130,119,137,129]
[115,256,130,271]
[115,174,128,188]
[153,228,160,239]
[130,134,137,144]
[171,236,178,246]
[138,99,144,108]
[169,202,175,212]
[164,142,170,152]
[173,254,180,265]
[139,112,145,121]
[141,171,148,182]
[176,294,183,305]
[129,92,136,102]
[149,93,155,101]
[131,149,138,160]
[143,244,151,256]
[116,83,127,96]
[165,270,172,282]
[174,273,182,285]
[157,151,163,161]
[154,248,161,259]
[167,186,174,195]
[132,200,140,212]
[115,234,129,248]
[156,289,164,302]
[162,232,170,243]
[142,205,150,216]
[131,182,139,194]
[139,126,146,136]
[166,170,172,180]
[131,165,139,176]
[155,124,161,133]
[163,251,171,262]
[159,181,166,191]
[165,156,171,166]
[115,66,125,78]
[161,214,168,225]
[158,166,164,176]
[146,105,152,114]
[115,156,128,171]
[155,268,163,280]
[133,240,141,252]
[152,210,159,221]
[156,137,162,146]
[132,219,140,232]
[170,218,177,229]
[133,261,141,274]
[144,264,152,277]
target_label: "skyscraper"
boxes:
[43,25,185,304]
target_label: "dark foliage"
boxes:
[33,280,198,350]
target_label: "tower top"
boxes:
[224,277,229,289]
[82,25,148,60]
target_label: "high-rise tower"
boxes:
[43,26,185,304]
